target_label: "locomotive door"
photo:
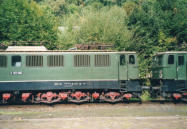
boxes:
[127,54,138,79]
[119,54,127,80]
[177,54,186,80]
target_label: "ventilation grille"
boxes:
[74,55,90,67]
[95,55,110,67]
[47,55,64,67]
[26,55,43,67]
[0,55,7,67]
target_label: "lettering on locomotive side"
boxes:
[11,72,23,75]
[54,82,63,86]
[54,82,87,87]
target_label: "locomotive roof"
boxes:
[0,46,136,54]
[155,51,187,55]
[6,46,48,51]
[0,51,136,54]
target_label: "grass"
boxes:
[0,110,42,117]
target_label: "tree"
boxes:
[128,0,187,53]
[0,0,58,49]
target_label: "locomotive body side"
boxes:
[0,49,141,103]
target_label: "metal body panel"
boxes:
[0,51,140,92]
[0,53,118,81]
[161,80,187,92]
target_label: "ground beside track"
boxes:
[0,103,187,129]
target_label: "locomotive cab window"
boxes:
[168,55,174,64]
[12,56,21,67]
[157,55,163,65]
[120,55,126,65]
[129,55,135,64]
[178,55,184,65]
[0,55,7,67]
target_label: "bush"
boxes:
[141,91,151,102]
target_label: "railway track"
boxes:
[0,100,186,106]
[0,103,186,129]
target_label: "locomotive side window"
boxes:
[74,55,90,67]
[0,55,7,67]
[168,55,174,64]
[26,55,43,67]
[95,55,110,67]
[129,55,135,64]
[178,56,184,65]
[47,55,64,67]
[120,55,126,65]
[12,56,21,67]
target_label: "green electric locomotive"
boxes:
[0,46,141,103]
[151,51,187,101]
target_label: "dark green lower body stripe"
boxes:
[0,80,141,92]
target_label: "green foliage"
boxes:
[58,6,132,49]
[123,1,138,16]
[0,0,58,49]
[39,0,82,17]
[141,90,151,102]
[128,0,187,52]
[127,0,187,78]
[89,1,104,10]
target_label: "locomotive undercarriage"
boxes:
[0,80,141,104]
[0,90,141,104]
[161,90,187,102]
[151,80,187,101]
